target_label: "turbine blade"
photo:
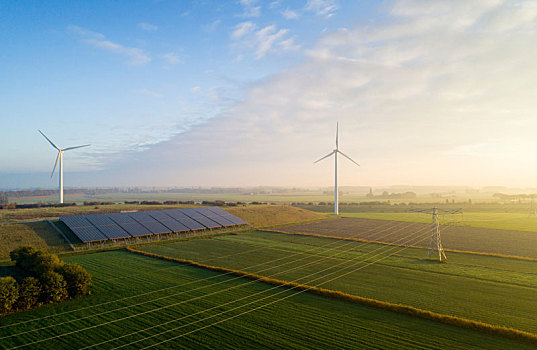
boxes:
[38,130,60,151]
[314,151,335,164]
[338,150,360,166]
[63,144,90,151]
[51,152,60,178]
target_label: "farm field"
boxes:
[137,230,537,334]
[339,212,537,232]
[279,217,537,258]
[1,250,526,349]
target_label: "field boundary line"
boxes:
[263,228,537,262]
[46,219,75,250]
[127,247,537,346]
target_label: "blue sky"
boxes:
[2,0,537,189]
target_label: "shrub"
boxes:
[15,277,41,310]
[0,276,19,314]
[58,263,92,297]
[39,271,68,304]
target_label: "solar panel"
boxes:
[206,207,247,225]
[85,214,131,239]
[59,215,108,242]
[163,210,206,230]
[70,226,108,243]
[61,207,243,243]
[148,211,190,232]
[181,208,221,229]
[107,213,153,237]
[193,208,236,227]
[128,212,171,234]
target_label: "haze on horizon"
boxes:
[2,0,537,190]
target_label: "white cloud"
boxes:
[238,0,261,17]
[138,22,159,32]
[69,25,151,65]
[162,52,182,64]
[100,0,537,187]
[203,19,221,33]
[231,23,300,59]
[305,0,338,18]
[282,9,300,19]
[135,89,163,99]
[232,21,256,39]
[191,86,201,93]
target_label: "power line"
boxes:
[123,227,437,350]
[92,227,433,350]
[4,220,417,345]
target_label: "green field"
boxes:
[136,230,537,334]
[339,212,537,232]
[1,250,527,349]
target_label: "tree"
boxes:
[58,263,92,297]
[28,251,62,276]
[0,276,19,314]
[10,246,37,272]
[15,277,41,310]
[39,271,67,304]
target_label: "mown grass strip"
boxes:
[262,228,537,262]
[127,247,537,346]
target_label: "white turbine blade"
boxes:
[38,130,60,151]
[51,152,60,178]
[338,150,360,166]
[335,121,339,149]
[314,151,335,164]
[63,144,90,151]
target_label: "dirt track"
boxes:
[278,217,537,259]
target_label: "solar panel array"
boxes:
[59,207,247,243]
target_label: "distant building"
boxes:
[366,188,374,198]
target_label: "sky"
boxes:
[1,0,537,189]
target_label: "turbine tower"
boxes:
[39,130,90,204]
[314,122,359,215]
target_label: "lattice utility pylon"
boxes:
[410,207,462,263]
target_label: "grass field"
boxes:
[1,250,528,349]
[278,217,537,258]
[136,230,537,335]
[339,212,537,232]
[0,222,71,261]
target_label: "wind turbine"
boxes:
[314,122,359,215]
[38,130,90,204]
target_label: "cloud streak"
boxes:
[231,22,299,59]
[69,25,151,65]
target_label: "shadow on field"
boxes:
[25,221,71,249]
